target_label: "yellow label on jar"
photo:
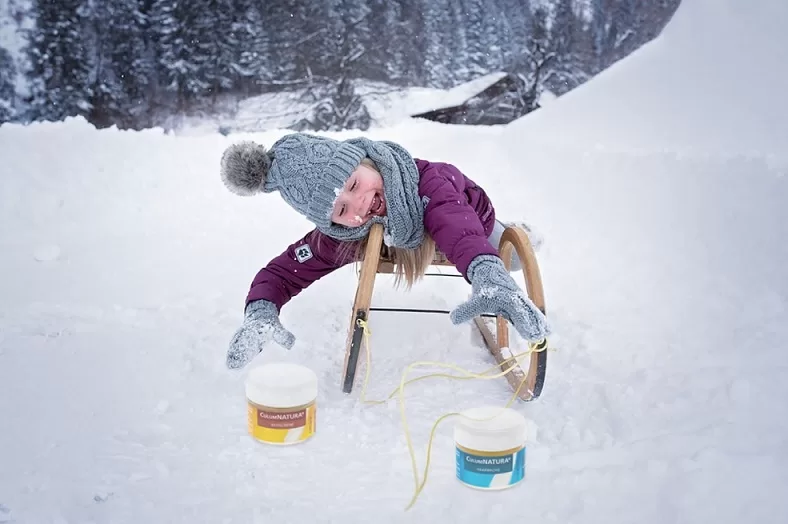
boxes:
[247,400,316,445]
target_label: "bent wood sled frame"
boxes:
[341,223,548,402]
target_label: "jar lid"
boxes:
[455,406,526,433]
[454,406,527,452]
[245,362,318,408]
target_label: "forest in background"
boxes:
[0,0,680,130]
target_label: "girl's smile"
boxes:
[331,161,386,227]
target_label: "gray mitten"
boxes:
[226,299,296,369]
[450,255,550,342]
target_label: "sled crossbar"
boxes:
[341,223,548,402]
[369,306,496,317]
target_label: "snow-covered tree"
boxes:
[234,0,269,95]
[25,0,95,121]
[547,0,592,94]
[191,0,238,106]
[497,0,533,70]
[586,0,610,72]
[461,0,500,79]
[420,0,455,87]
[362,0,407,82]
[394,0,426,84]
[293,0,372,131]
[505,6,556,115]
[14,0,681,129]
[88,0,154,128]
[0,47,16,123]
[149,0,209,113]
[257,0,303,84]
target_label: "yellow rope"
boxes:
[354,317,553,510]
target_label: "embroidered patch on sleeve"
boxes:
[295,244,313,263]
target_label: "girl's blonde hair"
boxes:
[336,158,436,289]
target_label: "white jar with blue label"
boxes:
[454,406,527,490]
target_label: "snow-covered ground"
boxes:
[1,0,787,523]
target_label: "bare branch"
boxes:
[358,88,401,97]
[345,11,370,31]
[295,28,327,47]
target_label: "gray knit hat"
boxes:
[221,133,366,232]
[220,132,425,248]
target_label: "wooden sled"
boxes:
[341,223,548,401]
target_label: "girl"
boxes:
[219,132,550,369]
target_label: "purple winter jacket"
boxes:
[245,158,499,310]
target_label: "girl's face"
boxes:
[330,162,386,227]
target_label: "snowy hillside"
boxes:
[1,1,787,523]
[511,0,788,164]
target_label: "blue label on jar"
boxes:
[456,447,525,488]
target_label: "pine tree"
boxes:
[396,0,426,85]
[459,0,486,80]
[299,1,341,81]
[295,0,372,131]
[566,12,596,87]
[549,0,591,94]
[506,5,555,114]
[444,0,470,82]
[0,46,16,123]
[25,0,95,122]
[149,0,208,114]
[362,0,403,82]
[89,0,154,128]
[608,0,639,60]
[497,0,532,70]
[587,0,609,73]
[191,0,238,106]
[259,0,303,84]
[420,0,454,87]
[638,0,680,40]
[234,0,270,94]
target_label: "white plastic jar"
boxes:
[454,406,527,490]
[245,362,318,445]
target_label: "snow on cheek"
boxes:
[353,215,363,224]
[327,188,342,218]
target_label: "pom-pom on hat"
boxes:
[220,141,271,196]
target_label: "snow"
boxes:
[510,0,788,169]
[1,1,788,523]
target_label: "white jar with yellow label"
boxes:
[245,362,318,445]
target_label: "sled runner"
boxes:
[341,223,548,401]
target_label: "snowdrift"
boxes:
[1,1,787,523]
[509,0,788,167]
